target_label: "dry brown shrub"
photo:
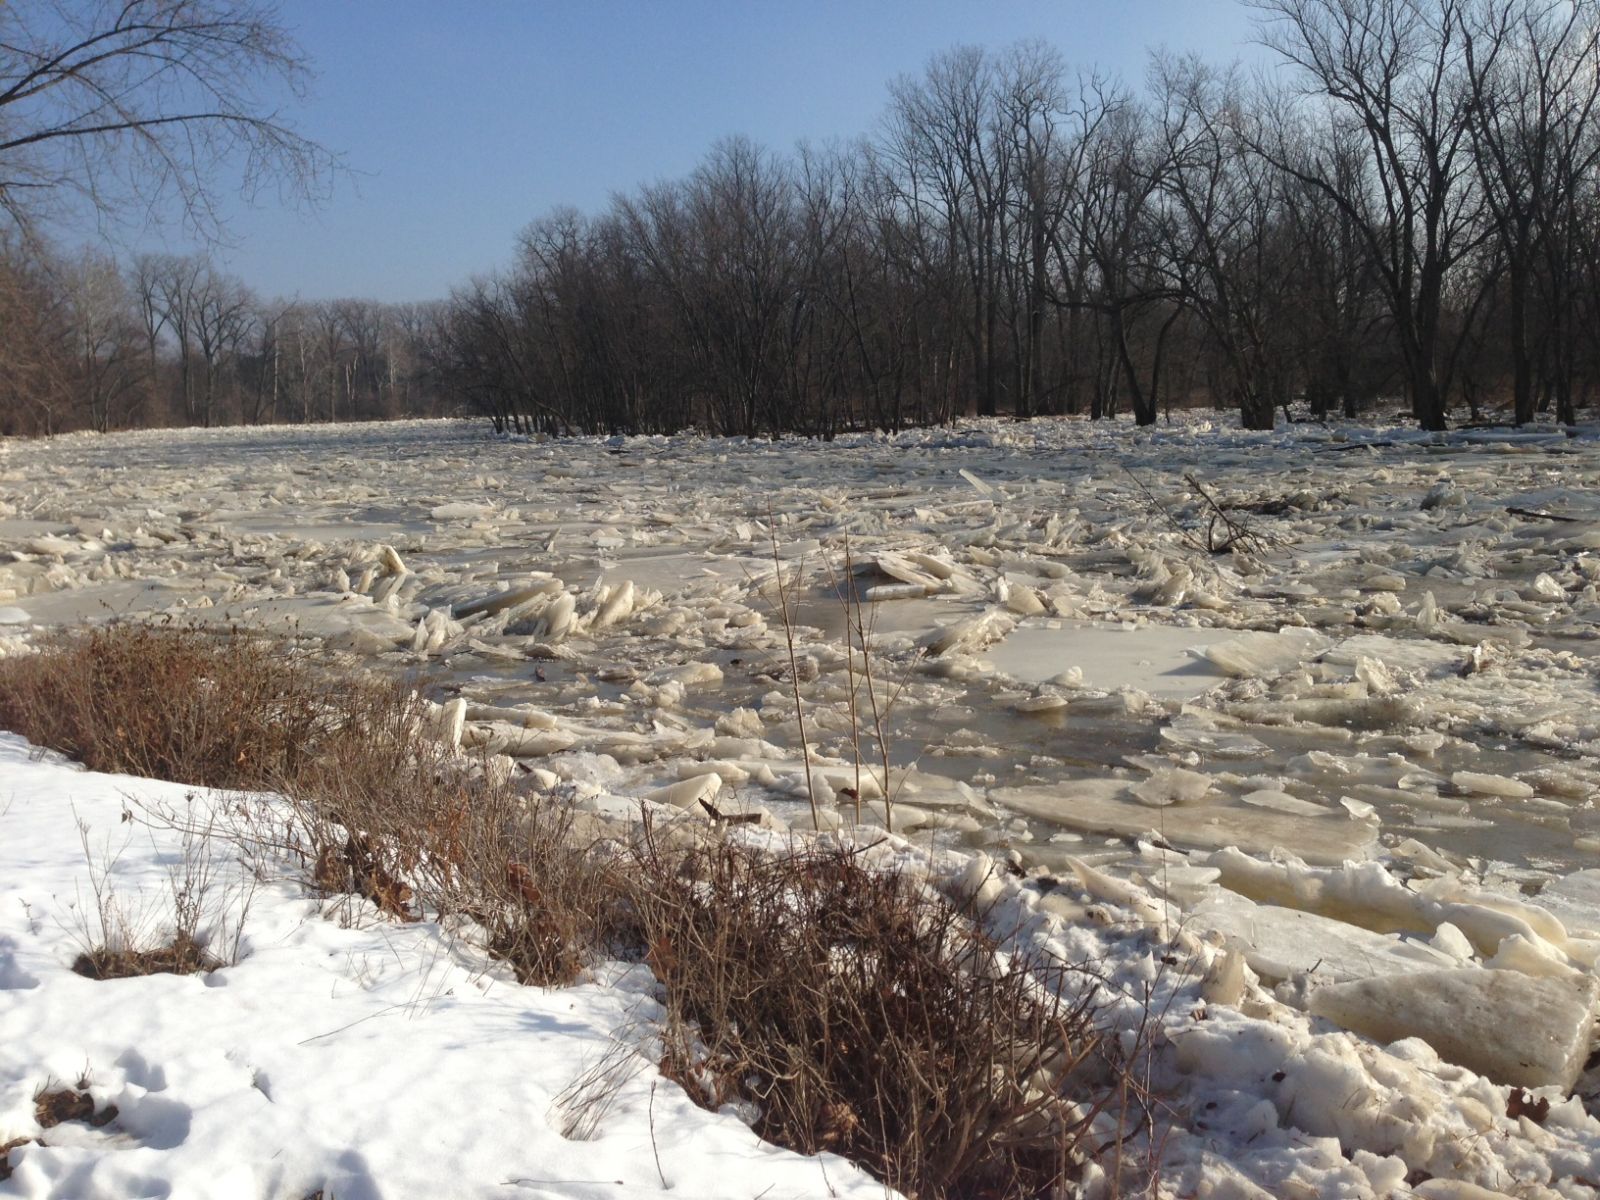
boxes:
[5,1084,119,1179]
[0,621,362,790]
[626,831,1106,1199]
[287,758,625,986]
[67,804,253,981]
[271,686,624,984]
[72,931,220,980]
[0,621,617,985]
[0,621,1146,1193]
[34,1086,116,1130]
[0,1137,29,1181]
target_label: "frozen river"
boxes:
[6,415,1600,890]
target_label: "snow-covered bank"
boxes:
[0,735,885,1200]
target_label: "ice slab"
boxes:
[1308,967,1600,1090]
[992,783,1379,865]
[1158,724,1271,758]
[1189,892,1454,983]
[1451,770,1534,799]
[1199,628,1331,678]
[1532,869,1600,938]
[2,578,206,624]
[981,620,1229,699]
[1322,634,1466,675]
[431,501,497,521]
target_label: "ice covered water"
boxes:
[5,416,1600,876]
[9,421,1600,953]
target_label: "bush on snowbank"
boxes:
[0,622,1120,1198]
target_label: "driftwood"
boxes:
[1319,440,1396,453]
[1507,506,1581,523]
[1123,466,1280,556]
[699,799,764,825]
[1184,474,1280,555]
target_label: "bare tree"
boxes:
[0,234,72,433]
[1154,56,1296,429]
[1464,0,1600,425]
[1247,0,1488,430]
[1049,83,1174,424]
[0,0,336,237]
[886,47,1013,418]
[995,42,1070,418]
[191,264,252,426]
[1277,126,1386,418]
[64,249,141,430]
[149,253,205,421]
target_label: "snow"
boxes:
[8,731,1600,1196]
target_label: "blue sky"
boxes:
[133,2,1262,303]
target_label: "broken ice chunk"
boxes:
[1532,870,1600,938]
[647,773,722,810]
[463,722,578,758]
[426,697,467,750]
[430,501,496,521]
[591,579,636,629]
[1199,628,1330,678]
[1241,789,1335,817]
[1529,572,1566,600]
[1130,767,1213,807]
[454,579,560,620]
[23,535,78,556]
[1003,582,1047,617]
[1190,892,1453,983]
[1158,725,1271,759]
[993,784,1378,865]
[958,468,993,496]
[1451,770,1535,799]
[1338,797,1377,820]
[645,661,724,690]
[920,609,1015,657]
[1324,634,1465,675]
[872,553,943,591]
[1308,968,1599,1090]
[1420,481,1463,510]
[377,544,408,576]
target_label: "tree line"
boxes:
[7,0,1600,437]
[434,0,1600,435]
[0,239,452,435]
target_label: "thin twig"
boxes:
[1121,466,1209,556]
[649,1079,668,1188]
[1183,474,1278,555]
[767,505,821,829]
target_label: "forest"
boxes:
[6,0,1600,437]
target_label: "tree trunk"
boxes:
[1238,387,1275,431]
[1508,264,1535,426]
[1112,305,1155,426]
